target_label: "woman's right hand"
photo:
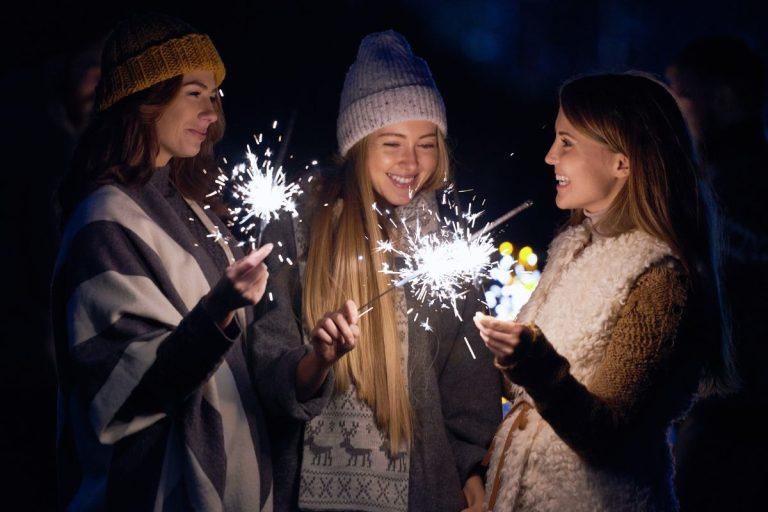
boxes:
[309,300,360,367]
[203,243,273,328]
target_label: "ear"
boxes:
[614,153,630,178]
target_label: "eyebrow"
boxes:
[376,132,437,139]
[557,130,576,137]
[182,80,212,90]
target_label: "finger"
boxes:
[322,316,340,341]
[332,312,355,347]
[247,243,274,265]
[343,300,359,325]
[236,268,268,303]
[485,337,515,356]
[477,315,522,335]
[313,328,333,346]
[483,327,521,347]
[230,243,274,278]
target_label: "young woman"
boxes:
[475,73,736,511]
[252,30,501,511]
[53,14,346,511]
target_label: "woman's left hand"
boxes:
[461,474,485,512]
[473,312,528,361]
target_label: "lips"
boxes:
[387,172,418,189]
[555,174,570,187]
[188,128,207,141]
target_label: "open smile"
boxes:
[386,172,418,189]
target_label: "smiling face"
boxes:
[366,120,439,206]
[544,109,630,213]
[154,70,219,167]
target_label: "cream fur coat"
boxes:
[484,222,678,512]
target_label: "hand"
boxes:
[310,300,360,367]
[461,474,486,512]
[473,312,529,362]
[203,243,273,328]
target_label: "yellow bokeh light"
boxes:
[518,246,533,263]
[499,241,514,256]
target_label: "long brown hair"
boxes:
[303,131,450,449]
[59,74,225,222]
[559,72,738,394]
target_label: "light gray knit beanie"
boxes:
[337,30,447,156]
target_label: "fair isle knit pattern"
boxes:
[53,168,272,511]
[337,30,446,156]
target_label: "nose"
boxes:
[399,145,418,172]
[544,142,558,165]
[200,99,218,125]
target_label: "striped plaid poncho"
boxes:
[53,168,278,511]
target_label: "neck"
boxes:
[155,151,171,168]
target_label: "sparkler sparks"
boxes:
[359,198,534,324]
[376,213,497,319]
[216,143,304,248]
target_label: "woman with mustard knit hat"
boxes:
[54,13,340,511]
[252,30,501,511]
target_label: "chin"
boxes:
[385,194,413,207]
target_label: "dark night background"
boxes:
[1,0,766,508]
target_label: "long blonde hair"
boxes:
[303,131,451,449]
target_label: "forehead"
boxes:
[182,69,216,89]
[554,109,573,129]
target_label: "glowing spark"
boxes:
[206,226,224,243]
[420,317,433,332]
[463,336,477,359]
[272,120,278,129]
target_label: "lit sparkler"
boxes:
[217,131,304,248]
[358,199,534,320]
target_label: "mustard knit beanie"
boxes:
[96,13,225,111]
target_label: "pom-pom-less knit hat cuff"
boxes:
[337,84,447,156]
[97,32,225,111]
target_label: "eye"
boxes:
[383,142,400,147]
[561,138,572,147]
[187,90,201,97]
[418,143,436,149]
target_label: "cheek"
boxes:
[419,152,438,176]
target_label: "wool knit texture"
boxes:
[483,220,703,512]
[337,30,446,156]
[96,13,225,111]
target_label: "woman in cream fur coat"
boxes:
[475,73,737,512]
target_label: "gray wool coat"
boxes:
[250,182,502,511]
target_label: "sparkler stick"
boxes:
[469,200,533,241]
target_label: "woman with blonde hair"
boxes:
[252,30,501,511]
[476,73,737,511]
